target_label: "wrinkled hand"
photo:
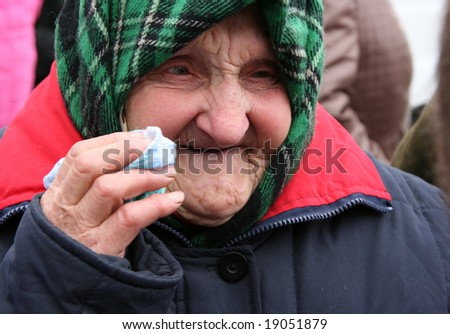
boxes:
[41,132,184,257]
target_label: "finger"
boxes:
[52,134,153,205]
[75,167,177,225]
[55,131,147,177]
[93,191,185,256]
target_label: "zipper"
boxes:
[0,204,29,225]
[154,196,391,248]
[224,197,392,247]
[154,221,194,247]
[0,197,392,247]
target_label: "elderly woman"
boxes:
[0,0,449,313]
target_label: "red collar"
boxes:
[263,104,391,219]
[0,64,82,209]
[0,64,390,212]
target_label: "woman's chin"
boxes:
[168,153,266,227]
[175,195,245,228]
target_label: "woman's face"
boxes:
[125,5,291,227]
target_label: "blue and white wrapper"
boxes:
[125,126,176,171]
[44,127,177,198]
[43,158,65,189]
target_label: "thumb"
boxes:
[93,191,185,256]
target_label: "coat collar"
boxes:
[263,104,391,220]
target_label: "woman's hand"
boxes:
[41,132,184,257]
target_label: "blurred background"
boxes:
[390,0,447,110]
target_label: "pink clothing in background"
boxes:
[0,0,43,127]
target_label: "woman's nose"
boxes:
[195,78,250,147]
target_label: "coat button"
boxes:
[218,252,248,282]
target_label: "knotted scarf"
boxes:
[55,0,324,247]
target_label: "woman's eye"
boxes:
[240,63,281,91]
[168,66,190,75]
[242,67,279,90]
[252,70,272,78]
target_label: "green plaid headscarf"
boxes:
[55,0,324,247]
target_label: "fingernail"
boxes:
[151,165,177,176]
[165,165,177,177]
[167,191,185,203]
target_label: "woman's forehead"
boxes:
[174,5,274,62]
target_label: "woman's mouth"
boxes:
[178,145,240,154]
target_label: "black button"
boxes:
[218,252,248,282]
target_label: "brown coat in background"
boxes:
[320,0,412,162]
[392,0,450,193]
[391,96,439,185]
[392,0,450,195]
[438,0,450,196]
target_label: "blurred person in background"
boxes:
[438,0,450,197]
[392,0,450,191]
[320,0,413,163]
[390,0,447,121]
[0,0,43,128]
[391,96,440,185]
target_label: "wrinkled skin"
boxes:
[41,4,291,256]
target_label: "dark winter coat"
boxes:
[0,70,449,313]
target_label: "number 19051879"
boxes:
[264,318,327,330]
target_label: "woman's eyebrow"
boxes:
[160,54,193,64]
[246,58,280,69]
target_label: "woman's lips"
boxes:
[179,146,241,154]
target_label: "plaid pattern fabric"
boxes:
[55,0,324,247]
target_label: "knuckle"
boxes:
[116,206,138,229]
[92,176,116,200]
[66,141,86,162]
[72,155,95,176]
